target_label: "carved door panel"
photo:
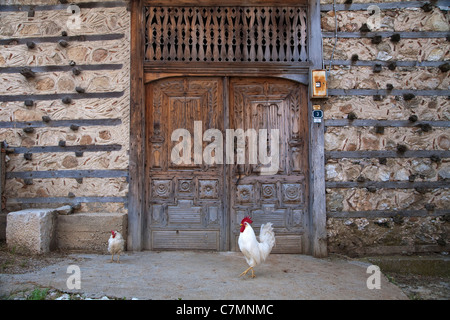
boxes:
[229,78,309,253]
[145,77,226,250]
[145,77,309,252]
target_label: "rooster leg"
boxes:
[239,266,254,278]
[110,254,114,263]
[117,253,121,263]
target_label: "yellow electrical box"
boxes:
[310,69,328,98]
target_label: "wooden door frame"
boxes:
[128,0,327,257]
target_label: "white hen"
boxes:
[108,230,125,263]
[238,216,276,278]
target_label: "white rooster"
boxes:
[108,230,125,263]
[238,216,276,278]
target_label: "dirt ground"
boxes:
[0,241,447,300]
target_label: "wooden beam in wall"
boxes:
[327,89,450,97]
[0,64,123,74]
[328,209,449,218]
[144,0,308,6]
[308,0,328,258]
[324,60,448,68]
[326,181,449,189]
[0,1,128,12]
[7,196,127,204]
[325,120,450,128]
[326,150,450,159]
[10,144,122,154]
[6,169,128,179]
[0,34,125,46]
[0,119,122,129]
[321,1,450,11]
[128,0,145,252]
[0,91,124,102]
[322,31,449,39]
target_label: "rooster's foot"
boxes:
[239,267,255,278]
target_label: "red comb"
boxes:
[241,216,253,225]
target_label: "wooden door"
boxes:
[145,76,309,252]
[229,78,309,253]
[145,77,226,250]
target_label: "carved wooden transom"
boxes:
[144,6,308,63]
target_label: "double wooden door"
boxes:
[144,77,309,253]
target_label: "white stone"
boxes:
[6,208,57,254]
[377,51,393,61]
[394,169,409,181]
[427,11,450,32]
[377,169,391,182]
[427,48,444,61]
[325,164,339,179]
[438,167,450,180]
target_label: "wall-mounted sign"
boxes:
[313,105,323,123]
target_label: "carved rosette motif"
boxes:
[261,184,277,200]
[198,180,219,199]
[152,180,172,198]
[236,185,254,203]
[178,179,194,194]
[282,183,302,203]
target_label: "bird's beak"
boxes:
[240,224,243,226]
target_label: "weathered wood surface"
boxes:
[6,169,128,179]
[145,6,308,63]
[0,91,125,102]
[128,0,145,251]
[144,76,310,253]
[144,0,308,7]
[326,150,450,159]
[320,1,450,11]
[229,77,310,254]
[328,210,450,218]
[0,34,125,45]
[145,77,226,251]
[325,120,450,128]
[308,0,327,258]
[0,1,128,12]
[322,32,450,39]
[0,64,123,74]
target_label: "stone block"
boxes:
[6,208,58,254]
[56,212,127,253]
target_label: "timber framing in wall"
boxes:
[1,0,448,256]
[321,0,449,254]
[0,1,130,213]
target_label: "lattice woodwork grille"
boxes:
[144,6,308,63]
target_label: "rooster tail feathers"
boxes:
[258,222,276,262]
[260,222,275,246]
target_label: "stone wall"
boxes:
[0,1,130,215]
[322,0,450,256]
[0,0,448,256]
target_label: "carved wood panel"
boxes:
[144,6,308,63]
[145,77,225,250]
[145,77,309,252]
[229,78,309,253]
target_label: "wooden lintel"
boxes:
[144,0,308,7]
